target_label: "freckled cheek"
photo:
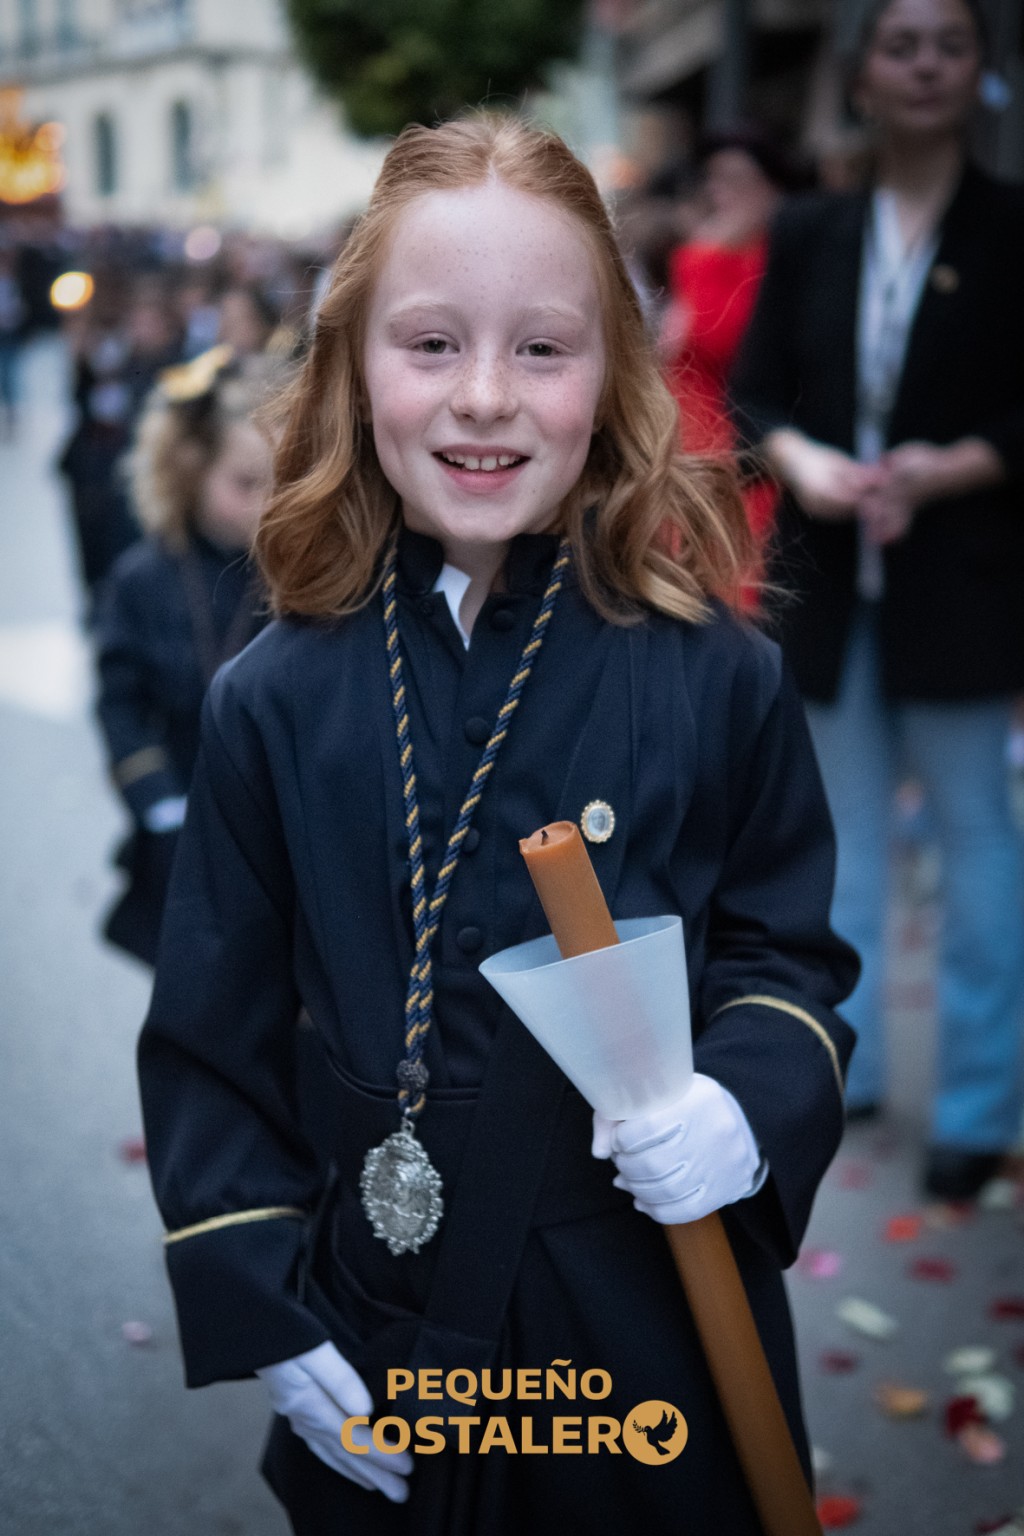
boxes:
[367,372,444,448]
[541,386,603,464]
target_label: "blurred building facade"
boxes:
[0,0,385,236]
[616,0,1024,181]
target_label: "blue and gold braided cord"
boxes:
[383,538,571,1121]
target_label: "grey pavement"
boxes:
[1,336,1022,1535]
[0,337,285,1536]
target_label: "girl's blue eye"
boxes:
[419,338,448,354]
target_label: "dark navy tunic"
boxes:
[138,530,857,1534]
[94,531,263,962]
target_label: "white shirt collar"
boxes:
[432,562,473,649]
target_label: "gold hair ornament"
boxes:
[158,343,235,403]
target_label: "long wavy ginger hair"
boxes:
[257,113,754,623]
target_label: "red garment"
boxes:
[665,239,777,553]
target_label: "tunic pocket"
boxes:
[298,1169,422,1400]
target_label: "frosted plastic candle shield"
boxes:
[480,916,692,1120]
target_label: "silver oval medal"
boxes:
[360,1123,444,1256]
[580,799,616,844]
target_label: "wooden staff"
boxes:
[520,821,821,1536]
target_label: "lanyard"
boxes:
[383,537,571,1121]
[360,536,571,1257]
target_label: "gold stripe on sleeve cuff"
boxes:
[711,994,845,1100]
[113,745,170,788]
[163,1206,307,1246]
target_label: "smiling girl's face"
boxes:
[362,178,607,573]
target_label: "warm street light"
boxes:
[50,272,95,311]
[0,92,66,205]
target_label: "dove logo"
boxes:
[623,1400,689,1465]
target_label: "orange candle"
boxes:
[519,820,822,1536]
[519,822,618,958]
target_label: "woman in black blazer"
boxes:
[732,0,1024,1199]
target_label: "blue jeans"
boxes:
[805,606,1024,1148]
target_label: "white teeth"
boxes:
[440,451,523,471]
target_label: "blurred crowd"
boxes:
[0,219,344,450]
[57,262,309,597]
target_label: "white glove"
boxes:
[256,1340,412,1502]
[592,1072,766,1225]
[142,795,187,833]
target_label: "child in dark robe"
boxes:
[94,351,282,963]
[137,115,858,1535]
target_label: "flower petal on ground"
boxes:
[957,1375,1015,1422]
[957,1423,1006,1465]
[944,1347,997,1376]
[923,1202,974,1230]
[908,1257,957,1282]
[978,1179,1020,1212]
[872,1382,927,1413]
[989,1297,1024,1320]
[816,1494,863,1528]
[121,1321,154,1346]
[883,1214,922,1242]
[820,1350,861,1374]
[117,1135,147,1164]
[796,1247,844,1279]
[945,1396,983,1436]
[837,1297,898,1340]
[873,1381,929,1418]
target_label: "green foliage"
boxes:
[285,0,588,137]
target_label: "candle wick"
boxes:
[541,829,549,844]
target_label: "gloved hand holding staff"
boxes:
[482,820,822,1536]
